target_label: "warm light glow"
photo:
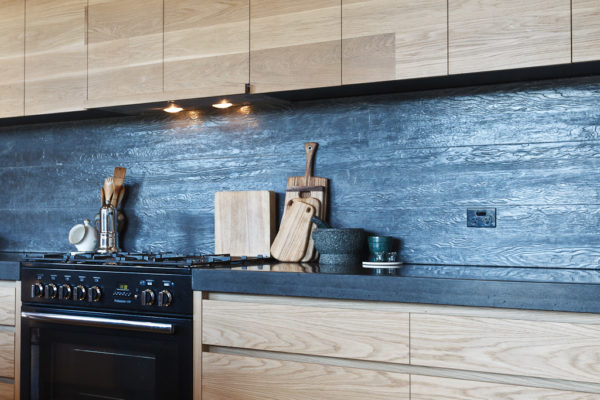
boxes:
[212,100,233,109]
[164,102,183,113]
[239,105,252,115]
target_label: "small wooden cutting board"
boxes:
[292,197,321,262]
[270,200,316,262]
[284,142,329,221]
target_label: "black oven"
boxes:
[21,306,192,400]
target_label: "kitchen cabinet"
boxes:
[342,0,447,85]
[411,375,600,400]
[195,292,600,399]
[164,0,249,99]
[0,0,25,118]
[250,0,341,93]
[572,0,600,62]
[202,352,409,400]
[0,282,20,400]
[448,0,571,74]
[25,0,87,115]
[87,0,163,107]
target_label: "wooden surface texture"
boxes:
[0,287,15,327]
[214,191,275,257]
[449,0,571,74]
[0,0,24,118]
[87,0,163,104]
[0,329,14,379]
[202,299,409,363]
[342,0,447,84]
[25,0,87,115]
[572,0,600,62]
[202,352,409,400]
[250,0,341,92]
[164,0,249,98]
[411,313,600,383]
[0,382,13,400]
[411,375,600,400]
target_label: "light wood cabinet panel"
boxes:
[573,0,600,62]
[164,0,249,99]
[0,329,14,379]
[411,314,600,384]
[0,0,24,118]
[202,300,409,363]
[25,0,87,115]
[202,352,409,400]
[342,0,447,85]
[250,0,341,93]
[0,287,15,326]
[0,382,14,400]
[87,0,163,106]
[411,375,599,400]
[448,0,571,74]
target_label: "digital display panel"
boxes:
[118,284,129,290]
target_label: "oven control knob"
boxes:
[74,285,87,301]
[140,289,155,306]
[31,282,44,298]
[157,290,172,307]
[88,286,102,303]
[44,283,58,300]
[59,284,72,300]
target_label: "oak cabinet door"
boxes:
[573,0,600,62]
[0,0,24,118]
[448,0,571,74]
[342,0,447,85]
[25,0,87,115]
[250,0,341,93]
[87,0,163,107]
[202,352,409,400]
[0,329,14,379]
[164,0,249,99]
[0,382,13,400]
[411,375,599,400]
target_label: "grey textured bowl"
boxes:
[312,228,365,265]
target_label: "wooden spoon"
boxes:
[104,177,114,205]
[100,187,105,206]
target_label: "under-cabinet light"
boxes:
[164,102,183,113]
[212,100,233,109]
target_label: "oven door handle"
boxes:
[21,311,175,334]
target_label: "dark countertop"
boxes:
[192,263,600,313]
[0,253,22,280]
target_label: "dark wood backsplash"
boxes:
[1,76,599,268]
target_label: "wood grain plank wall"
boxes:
[0,76,599,268]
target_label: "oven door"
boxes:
[21,306,192,400]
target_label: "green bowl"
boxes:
[367,236,394,253]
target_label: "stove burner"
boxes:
[24,251,265,268]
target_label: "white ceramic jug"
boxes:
[68,219,99,253]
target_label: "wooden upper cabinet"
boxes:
[164,0,249,99]
[25,0,87,115]
[573,0,600,62]
[250,0,341,93]
[87,0,163,107]
[342,0,447,85]
[0,0,24,118]
[448,0,571,74]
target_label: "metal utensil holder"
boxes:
[97,203,119,253]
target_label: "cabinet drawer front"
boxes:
[202,300,409,363]
[0,381,14,400]
[0,329,14,379]
[411,314,600,383]
[412,375,599,400]
[202,352,409,400]
[0,287,15,326]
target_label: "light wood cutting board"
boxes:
[270,200,316,262]
[284,142,329,221]
[215,191,276,257]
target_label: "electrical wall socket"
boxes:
[467,208,496,228]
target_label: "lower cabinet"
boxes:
[202,352,409,400]
[0,282,19,400]
[195,293,600,400]
[411,375,598,400]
